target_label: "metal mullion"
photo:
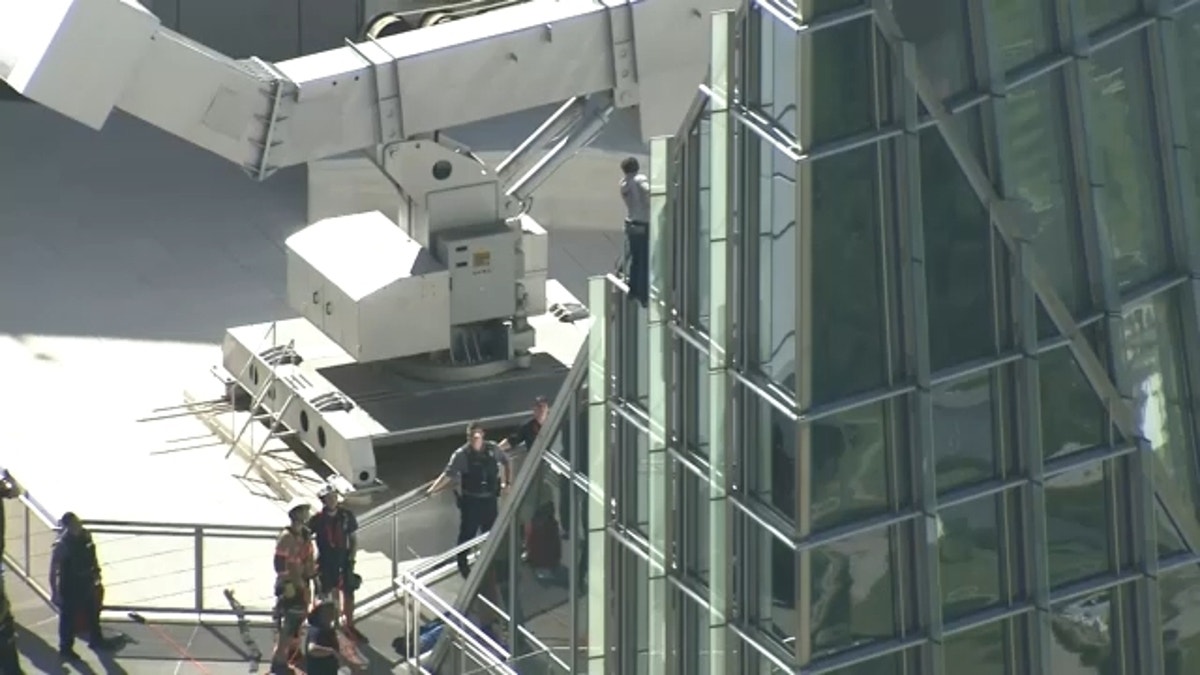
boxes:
[891,38,942,675]
[1059,0,1163,669]
[1148,0,1200,555]
[974,0,1054,663]
[587,277,615,675]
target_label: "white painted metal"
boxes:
[286,211,452,361]
[0,0,729,169]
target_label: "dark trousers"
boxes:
[315,559,353,608]
[625,222,649,308]
[58,584,101,651]
[0,616,22,675]
[456,496,498,579]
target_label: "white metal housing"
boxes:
[286,211,451,361]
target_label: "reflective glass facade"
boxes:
[437,1,1200,673]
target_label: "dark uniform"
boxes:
[445,441,509,578]
[50,524,104,656]
[0,470,20,587]
[307,502,359,626]
[0,590,24,675]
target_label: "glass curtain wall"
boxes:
[444,0,1200,673]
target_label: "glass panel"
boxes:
[1080,0,1140,36]
[809,401,893,531]
[1044,462,1113,587]
[694,114,712,330]
[811,17,879,144]
[1175,9,1200,219]
[676,460,711,586]
[765,394,798,517]
[752,134,798,389]
[1039,346,1107,460]
[990,0,1056,72]
[932,370,998,492]
[1086,35,1169,291]
[1005,72,1088,317]
[811,145,888,403]
[1124,291,1200,528]
[1155,500,1188,558]
[921,114,997,371]
[894,0,975,100]
[937,495,1004,619]
[763,526,795,641]
[753,7,799,138]
[825,649,913,674]
[810,527,900,657]
[943,620,1012,675]
[1049,587,1121,673]
[1159,564,1200,673]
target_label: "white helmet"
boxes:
[286,498,311,518]
[316,484,338,500]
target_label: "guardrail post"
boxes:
[22,506,31,575]
[390,501,399,585]
[193,527,204,612]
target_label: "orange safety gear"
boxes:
[274,527,315,594]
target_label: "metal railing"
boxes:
[1,477,468,623]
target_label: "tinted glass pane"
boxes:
[1124,291,1200,529]
[809,401,892,530]
[1050,588,1121,673]
[938,495,1003,618]
[1081,0,1139,35]
[1086,36,1169,290]
[812,146,887,403]
[894,0,974,100]
[1045,462,1112,587]
[1040,346,1107,460]
[810,528,898,657]
[692,115,712,329]
[753,137,797,387]
[932,370,997,492]
[990,0,1056,72]
[921,115,996,370]
[1156,500,1188,558]
[765,399,798,517]
[812,17,878,144]
[1176,9,1200,221]
[1005,73,1088,316]
[943,621,1009,675]
[826,650,911,675]
[753,8,798,138]
[1159,565,1200,673]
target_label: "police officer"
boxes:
[49,512,109,660]
[271,498,315,674]
[428,422,512,579]
[307,485,365,643]
[496,396,548,454]
[0,588,25,675]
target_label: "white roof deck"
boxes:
[0,99,624,531]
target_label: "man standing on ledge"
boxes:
[620,156,651,308]
[428,422,512,579]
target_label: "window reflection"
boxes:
[931,371,998,492]
[811,17,879,145]
[809,527,899,657]
[1045,463,1113,587]
[753,8,798,138]
[1175,9,1200,217]
[1123,292,1200,526]
[990,0,1056,72]
[809,402,893,530]
[1005,73,1088,317]
[1086,36,1169,290]
[1158,565,1200,674]
[920,114,997,371]
[751,136,798,389]
[1080,0,1140,36]
[1039,346,1107,460]
[937,495,1004,618]
[943,620,1014,675]
[1050,588,1121,674]
[811,146,888,403]
[894,0,974,101]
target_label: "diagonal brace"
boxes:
[869,0,1200,552]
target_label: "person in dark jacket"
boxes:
[308,485,366,643]
[497,395,549,454]
[0,588,25,675]
[50,512,110,660]
[303,600,342,675]
[0,470,21,586]
[428,422,512,579]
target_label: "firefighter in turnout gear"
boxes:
[50,512,110,660]
[271,499,315,674]
[308,485,365,643]
[428,422,512,579]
